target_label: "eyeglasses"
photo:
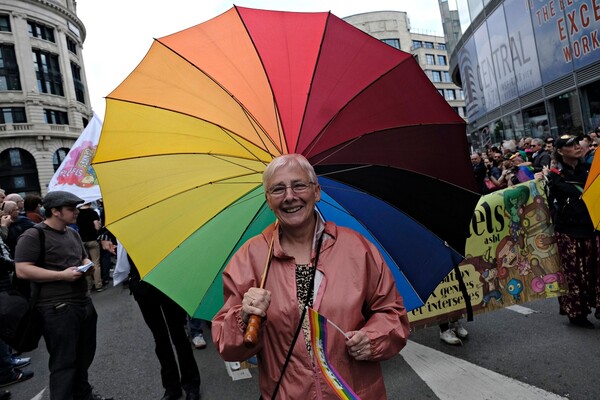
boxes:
[267,182,315,197]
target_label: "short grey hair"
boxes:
[531,138,544,147]
[262,154,318,191]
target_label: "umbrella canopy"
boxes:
[93,7,479,319]
[583,152,600,228]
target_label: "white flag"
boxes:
[48,113,103,204]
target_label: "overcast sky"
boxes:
[75,1,444,120]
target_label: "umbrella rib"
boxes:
[103,96,279,160]
[150,38,284,156]
[293,11,331,154]
[318,164,480,196]
[234,5,286,154]
[317,195,426,304]
[302,55,416,158]
[197,202,273,314]
[318,177,469,255]
[92,150,269,167]
[106,171,263,227]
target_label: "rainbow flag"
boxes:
[308,307,361,400]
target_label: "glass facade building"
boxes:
[449,0,600,150]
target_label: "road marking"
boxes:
[31,388,46,400]
[401,341,567,400]
[506,305,538,315]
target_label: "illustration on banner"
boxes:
[409,180,567,327]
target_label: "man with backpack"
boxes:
[14,191,113,400]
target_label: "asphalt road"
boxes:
[6,283,600,399]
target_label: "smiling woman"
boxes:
[212,154,410,400]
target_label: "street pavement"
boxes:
[6,282,600,400]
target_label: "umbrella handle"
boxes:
[243,221,278,347]
[243,315,261,346]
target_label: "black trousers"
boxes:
[39,299,97,400]
[131,281,200,395]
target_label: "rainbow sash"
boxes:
[308,307,361,400]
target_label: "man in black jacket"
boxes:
[531,138,552,173]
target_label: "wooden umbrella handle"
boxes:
[243,315,261,346]
[242,221,278,347]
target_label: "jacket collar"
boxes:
[267,212,337,260]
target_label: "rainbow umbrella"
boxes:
[583,149,600,228]
[92,7,479,319]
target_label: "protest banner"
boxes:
[48,113,102,203]
[409,179,567,329]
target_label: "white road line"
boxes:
[30,388,46,400]
[401,341,567,400]
[505,305,539,315]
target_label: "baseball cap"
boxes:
[42,191,84,210]
[555,134,582,149]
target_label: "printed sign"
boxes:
[409,180,567,329]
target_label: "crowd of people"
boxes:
[2,131,600,397]
[471,131,599,195]
[467,129,600,333]
[0,190,208,400]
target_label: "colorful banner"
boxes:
[409,180,567,329]
[48,113,103,204]
[308,307,360,400]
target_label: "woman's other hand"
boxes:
[345,330,372,360]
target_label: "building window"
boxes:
[381,38,400,49]
[71,62,85,103]
[443,71,451,82]
[53,148,69,172]
[438,89,444,97]
[0,148,40,194]
[44,109,68,125]
[426,54,435,64]
[432,71,442,82]
[453,107,466,118]
[33,49,63,96]
[446,89,456,100]
[66,37,77,54]
[437,43,447,50]
[424,42,434,49]
[0,45,21,91]
[412,40,422,49]
[0,107,26,123]
[458,89,465,100]
[437,55,447,65]
[27,20,55,42]
[0,15,11,32]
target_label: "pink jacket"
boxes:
[212,221,410,399]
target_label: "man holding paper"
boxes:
[15,191,113,400]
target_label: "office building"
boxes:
[444,0,600,149]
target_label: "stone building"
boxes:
[0,0,91,196]
[343,10,467,121]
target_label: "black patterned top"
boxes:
[296,263,313,354]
